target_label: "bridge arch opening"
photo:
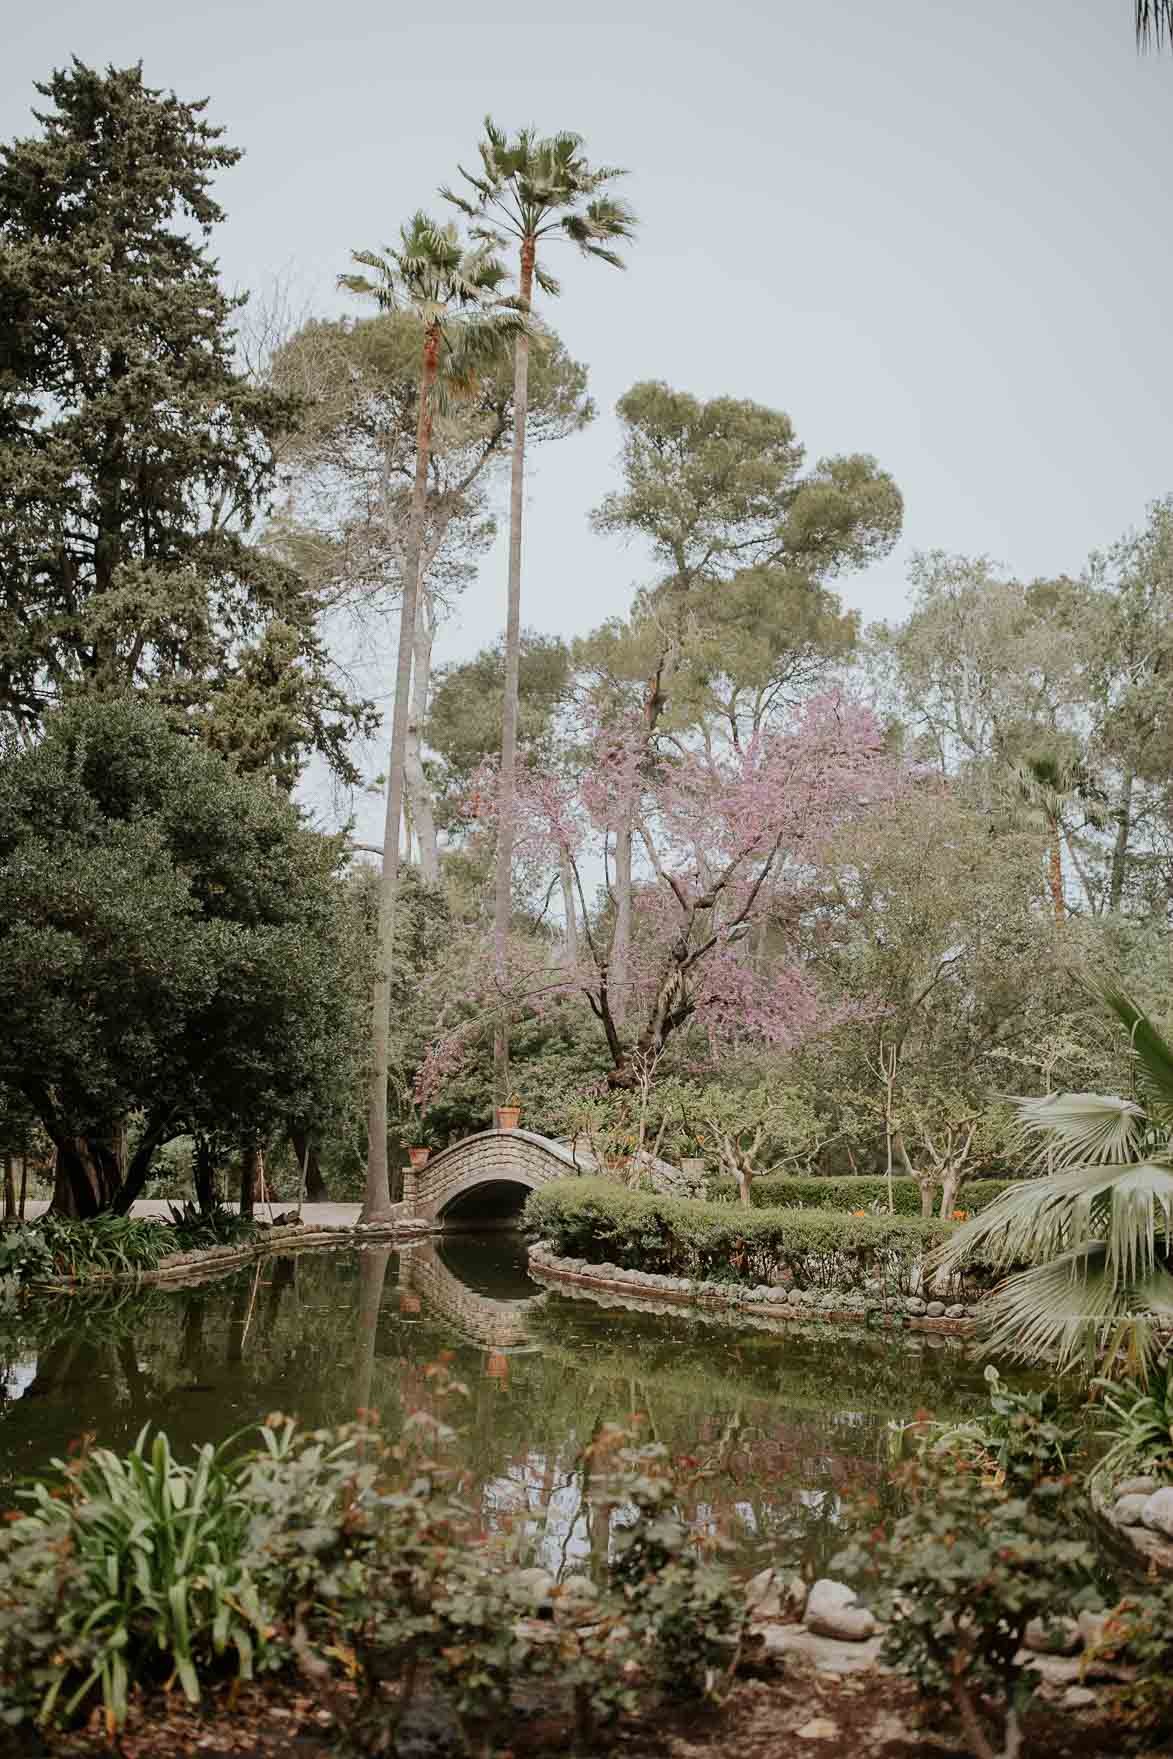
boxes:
[438,1178,532,1228]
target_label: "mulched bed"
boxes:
[22,1662,1173,1759]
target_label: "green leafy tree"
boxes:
[264,310,590,883]
[0,699,366,1217]
[338,213,521,1223]
[587,381,900,1016]
[444,119,636,1103]
[0,60,368,785]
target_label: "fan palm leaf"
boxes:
[931,987,1173,1373]
[1138,2,1173,48]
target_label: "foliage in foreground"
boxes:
[931,986,1173,1373]
[0,1396,744,1749]
[836,1372,1102,1759]
[524,1177,987,1299]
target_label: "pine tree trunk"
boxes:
[1109,769,1134,913]
[2,1155,14,1222]
[364,324,439,1221]
[611,822,633,1028]
[289,1128,327,1202]
[492,240,535,1106]
[404,591,440,886]
[194,1137,218,1214]
[560,848,579,966]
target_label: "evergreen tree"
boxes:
[0,60,368,783]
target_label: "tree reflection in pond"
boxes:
[0,1235,1020,1578]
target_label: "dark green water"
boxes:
[0,1236,1013,1579]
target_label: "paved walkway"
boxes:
[24,1199,366,1226]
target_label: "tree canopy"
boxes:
[0,698,365,1215]
[0,60,368,785]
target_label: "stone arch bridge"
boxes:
[403,1127,582,1226]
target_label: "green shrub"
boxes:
[0,1428,263,1732]
[1092,1358,1173,1485]
[165,1201,258,1251]
[0,1216,168,1284]
[523,1178,984,1298]
[0,1393,743,1742]
[834,1381,1101,1759]
[706,1173,1020,1216]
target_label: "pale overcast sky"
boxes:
[4,1,1172,835]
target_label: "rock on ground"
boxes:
[804,1578,877,1642]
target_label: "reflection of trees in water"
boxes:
[1,1250,1004,1578]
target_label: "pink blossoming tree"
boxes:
[419,691,902,1102]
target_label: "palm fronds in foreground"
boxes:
[930,986,1173,1373]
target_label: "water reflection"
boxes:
[0,1235,1002,1578]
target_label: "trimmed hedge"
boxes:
[705,1173,1020,1217]
[524,1178,990,1300]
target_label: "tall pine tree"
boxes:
[0,60,369,784]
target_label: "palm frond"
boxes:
[1100,983,1173,1118]
[930,1159,1173,1275]
[1008,1089,1148,1171]
[1138,1,1173,48]
[978,1245,1173,1375]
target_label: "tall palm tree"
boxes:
[931,986,1173,1374]
[1003,754,1103,923]
[1137,2,1173,48]
[340,215,521,1222]
[443,122,636,1102]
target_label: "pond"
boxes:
[0,1234,1023,1580]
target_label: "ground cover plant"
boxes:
[524,1177,988,1299]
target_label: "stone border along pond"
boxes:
[526,1240,980,1336]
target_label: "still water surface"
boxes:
[0,1234,1008,1577]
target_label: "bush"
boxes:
[834,1379,1101,1759]
[706,1173,1020,1217]
[0,1216,168,1284]
[0,1392,743,1743]
[523,1178,984,1298]
[165,1201,258,1251]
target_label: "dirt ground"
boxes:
[21,1658,1173,1759]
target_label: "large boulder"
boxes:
[804,1578,877,1642]
[1140,1486,1173,1538]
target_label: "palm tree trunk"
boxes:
[492,239,535,1104]
[364,323,439,1222]
[1109,769,1134,913]
[405,590,440,887]
[1048,818,1066,922]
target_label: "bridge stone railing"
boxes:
[404,1128,581,1224]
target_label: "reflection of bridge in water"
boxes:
[398,1236,546,1351]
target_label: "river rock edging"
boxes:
[526,1242,980,1334]
[1090,1472,1173,1575]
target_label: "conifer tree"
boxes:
[0,60,367,783]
